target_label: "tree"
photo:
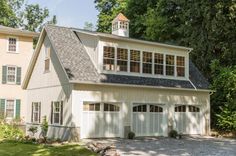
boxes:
[0,0,57,32]
[84,22,94,31]
[0,0,18,27]
[95,0,127,33]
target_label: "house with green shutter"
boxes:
[0,25,38,122]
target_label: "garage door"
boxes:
[132,104,167,136]
[174,105,201,134]
[81,102,120,138]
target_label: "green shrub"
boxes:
[0,123,24,140]
[28,126,38,137]
[169,130,178,138]
[128,131,135,139]
[40,116,48,142]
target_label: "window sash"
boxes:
[32,102,40,123]
[6,100,15,118]
[176,56,185,77]
[7,66,16,83]
[103,46,115,71]
[53,102,61,124]
[8,38,17,52]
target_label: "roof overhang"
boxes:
[22,28,46,89]
[69,80,213,93]
[73,29,193,52]
[0,27,39,38]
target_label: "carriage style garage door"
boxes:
[81,102,120,138]
[132,104,167,136]
[174,105,201,134]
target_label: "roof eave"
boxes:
[0,29,39,38]
[69,80,213,92]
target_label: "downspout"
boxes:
[188,78,197,90]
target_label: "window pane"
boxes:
[117,60,127,72]
[166,66,174,76]
[166,55,174,65]
[130,62,140,73]
[155,64,163,75]
[8,38,17,52]
[103,46,115,71]
[130,50,140,61]
[104,103,119,112]
[45,59,50,71]
[154,53,163,64]
[54,113,60,124]
[143,63,152,74]
[133,105,147,112]
[150,105,163,112]
[117,48,128,60]
[177,56,185,66]
[6,100,14,118]
[177,67,185,77]
[175,105,186,112]
[143,52,152,63]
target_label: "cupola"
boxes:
[112,13,129,37]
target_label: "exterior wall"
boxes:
[72,84,210,138]
[0,33,34,122]
[97,37,190,80]
[76,32,99,70]
[26,35,74,140]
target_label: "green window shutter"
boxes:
[2,66,7,84]
[15,99,21,119]
[60,101,63,125]
[51,102,53,124]
[0,99,5,119]
[16,67,21,85]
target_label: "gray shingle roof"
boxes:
[45,25,209,90]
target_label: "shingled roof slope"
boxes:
[45,25,209,90]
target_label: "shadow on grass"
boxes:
[0,140,97,156]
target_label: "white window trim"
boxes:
[6,65,17,84]
[7,36,19,53]
[52,101,61,125]
[101,44,188,80]
[32,102,40,123]
[5,99,16,119]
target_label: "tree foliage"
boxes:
[95,0,236,131]
[0,0,57,32]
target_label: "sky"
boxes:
[27,0,99,29]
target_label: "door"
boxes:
[81,102,121,138]
[132,104,167,136]
[174,105,201,134]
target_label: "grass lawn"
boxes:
[0,140,97,156]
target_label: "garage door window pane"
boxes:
[83,103,100,111]
[133,105,147,112]
[150,105,163,112]
[189,106,200,112]
[175,105,186,112]
[104,103,119,112]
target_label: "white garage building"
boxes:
[23,14,211,141]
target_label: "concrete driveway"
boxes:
[83,136,236,156]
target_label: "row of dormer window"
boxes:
[103,46,186,77]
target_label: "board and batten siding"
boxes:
[26,35,73,140]
[72,84,210,137]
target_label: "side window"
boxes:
[5,100,15,118]
[154,53,164,75]
[176,56,185,77]
[32,102,41,123]
[8,37,17,52]
[130,50,140,73]
[103,46,115,71]
[166,55,175,76]
[117,48,128,72]
[44,47,50,72]
[142,52,152,74]
[51,101,63,125]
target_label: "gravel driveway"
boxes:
[84,136,236,156]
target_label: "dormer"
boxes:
[112,13,129,37]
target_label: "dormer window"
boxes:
[112,22,118,31]
[130,50,140,73]
[166,55,175,76]
[177,56,185,77]
[8,37,17,52]
[154,53,164,75]
[102,46,187,78]
[142,52,152,74]
[117,48,128,72]
[103,46,115,71]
